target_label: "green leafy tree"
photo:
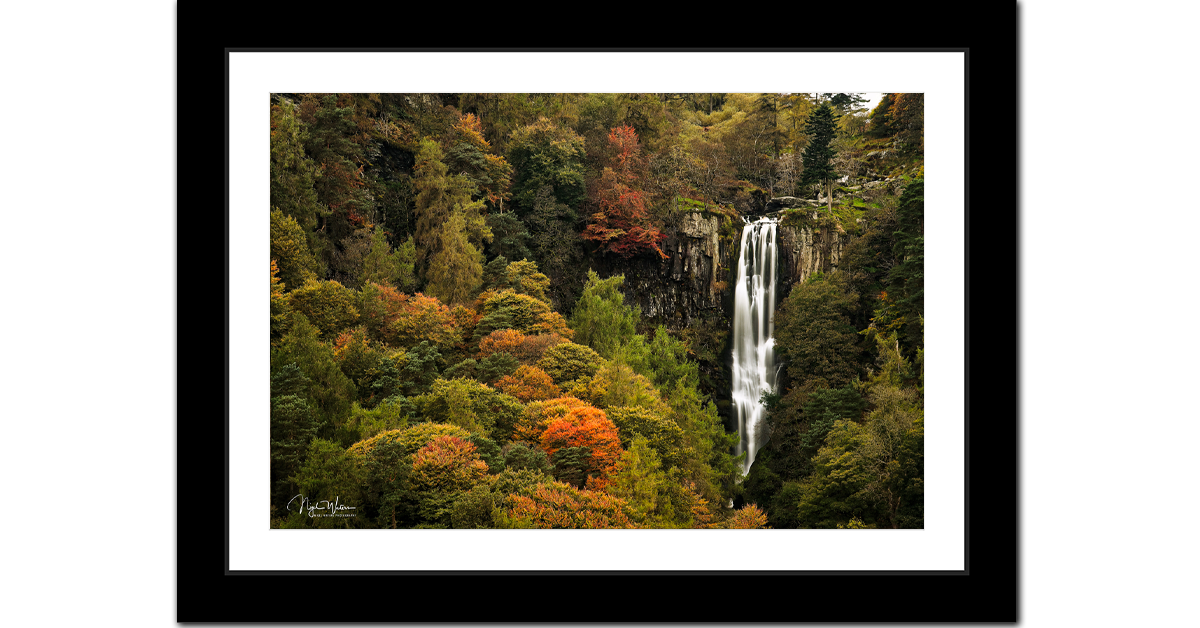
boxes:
[507,117,588,215]
[645,325,699,390]
[606,434,684,528]
[605,406,687,471]
[534,342,603,385]
[523,186,587,311]
[502,443,554,475]
[867,93,897,138]
[270,101,326,235]
[858,384,924,528]
[447,467,552,529]
[299,94,373,230]
[478,290,572,339]
[270,261,292,342]
[426,207,485,306]
[271,314,357,430]
[774,273,863,389]
[444,112,513,210]
[270,366,322,511]
[331,327,404,408]
[468,434,505,475]
[484,213,531,262]
[399,341,442,397]
[569,271,639,360]
[663,377,742,510]
[792,419,873,528]
[411,377,524,440]
[820,93,868,116]
[889,93,924,155]
[799,103,839,213]
[287,278,360,340]
[476,352,519,384]
[282,438,362,529]
[500,259,552,304]
[271,209,321,290]
[348,423,472,528]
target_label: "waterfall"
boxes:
[731,217,779,475]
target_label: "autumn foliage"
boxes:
[478,328,526,359]
[539,406,623,488]
[513,397,591,445]
[726,504,770,529]
[582,126,667,259]
[479,290,573,339]
[359,283,464,350]
[493,365,560,403]
[411,435,489,492]
[504,480,637,529]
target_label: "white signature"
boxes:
[286,494,357,517]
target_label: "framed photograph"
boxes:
[208,46,1022,624]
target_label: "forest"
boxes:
[268,91,925,529]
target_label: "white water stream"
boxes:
[731,217,780,475]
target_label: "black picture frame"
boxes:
[177,30,1022,624]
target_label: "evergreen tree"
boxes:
[360,227,415,292]
[799,103,839,213]
[271,209,322,290]
[821,93,868,116]
[426,208,484,306]
[524,186,587,312]
[270,101,326,235]
[867,93,897,138]
[412,138,490,284]
[884,177,924,358]
[569,271,640,360]
[270,393,321,511]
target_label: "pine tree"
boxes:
[799,103,839,213]
[886,177,924,357]
[412,139,490,284]
[425,209,484,306]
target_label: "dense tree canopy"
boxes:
[267,92,923,531]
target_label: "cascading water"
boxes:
[731,217,780,475]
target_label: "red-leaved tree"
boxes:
[540,406,623,489]
[582,126,667,259]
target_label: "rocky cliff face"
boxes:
[589,206,852,330]
[776,217,850,298]
[589,211,735,329]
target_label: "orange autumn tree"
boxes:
[503,480,637,529]
[358,283,463,351]
[494,365,560,402]
[539,406,623,490]
[582,125,667,259]
[478,328,526,358]
[726,504,770,529]
[513,397,591,446]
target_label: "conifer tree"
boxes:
[799,103,839,213]
[412,138,490,284]
[886,177,924,357]
[425,208,484,306]
[270,101,326,235]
